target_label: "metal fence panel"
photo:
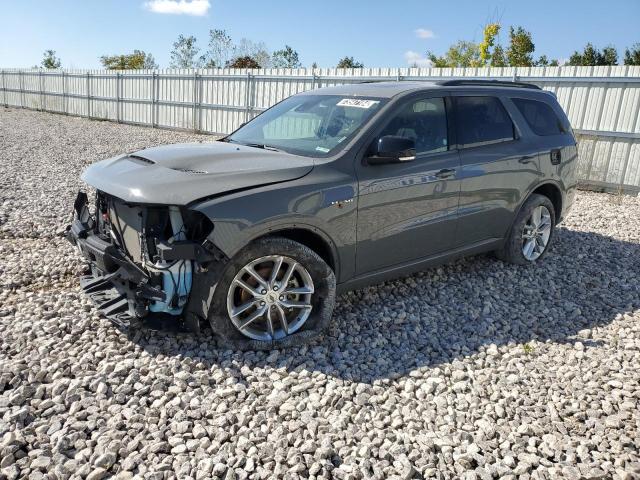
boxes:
[1,66,640,192]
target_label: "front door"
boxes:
[355,95,461,275]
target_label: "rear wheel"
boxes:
[496,193,556,265]
[208,237,336,350]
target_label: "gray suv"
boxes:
[67,80,579,350]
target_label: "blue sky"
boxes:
[0,0,638,69]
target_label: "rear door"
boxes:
[452,94,541,246]
[355,94,461,274]
[510,96,579,219]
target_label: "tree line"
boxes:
[35,27,640,70]
[425,24,640,68]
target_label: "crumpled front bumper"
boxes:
[66,192,228,332]
[66,216,164,329]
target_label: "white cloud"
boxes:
[404,50,431,68]
[415,28,435,39]
[144,0,210,16]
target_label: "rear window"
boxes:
[454,97,515,148]
[512,97,566,136]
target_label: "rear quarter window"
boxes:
[512,97,566,136]
[454,96,515,148]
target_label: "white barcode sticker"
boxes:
[336,98,380,109]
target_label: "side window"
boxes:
[378,97,448,155]
[455,96,515,148]
[512,97,566,136]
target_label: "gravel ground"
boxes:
[1,107,639,480]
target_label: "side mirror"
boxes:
[367,135,416,165]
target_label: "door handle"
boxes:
[435,168,456,179]
[518,155,535,164]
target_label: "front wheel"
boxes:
[208,237,336,350]
[496,193,556,265]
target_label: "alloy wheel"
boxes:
[522,205,552,261]
[226,255,314,341]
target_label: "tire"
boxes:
[208,237,336,351]
[496,193,556,265]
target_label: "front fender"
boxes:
[191,169,358,283]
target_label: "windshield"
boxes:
[226,94,386,157]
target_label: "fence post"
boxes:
[197,71,203,132]
[62,71,67,114]
[244,71,253,123]
[154,71,160,128]
[39,70,44,111]
[86,72,91,118]
[19,71,24,108]
[1,70,6,107]
[192,71,200,132]
[149,71,154,128]
[149,71,155,127]
[116,72,121,123]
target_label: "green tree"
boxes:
[582,43,600,65]
[506,26,535,67]
[427,40,480,67]
[567,50,584,66]
[170,35,205,68]
[100,50,157,70]
[534,55,559,67]
[567,43,618,66]
[490,45,507,67]
[535,55,549,66]
[336,56,364,68]
[601,46,618,65]
[272,45,301,68]
[624,43,640,65]
[205,29,233,68]
[227,55,261,68]
[41,50,61,69]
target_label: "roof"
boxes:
[305,80,542,98]
[306,81,437,98]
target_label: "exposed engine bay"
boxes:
[67,190,224,331]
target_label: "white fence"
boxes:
[1,66,640,192]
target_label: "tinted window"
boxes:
[378,97,448,154]
[455,96,515,148]
[512,97,566,136]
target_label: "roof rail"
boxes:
[438,79,541,90]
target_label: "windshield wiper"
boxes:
[240,142,283,152]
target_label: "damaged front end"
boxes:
[66,191,226,331]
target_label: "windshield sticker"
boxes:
[336,98,380,109]
[315,146,331,153]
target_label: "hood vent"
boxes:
[172,168,209,174]
[129,154,155,165]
